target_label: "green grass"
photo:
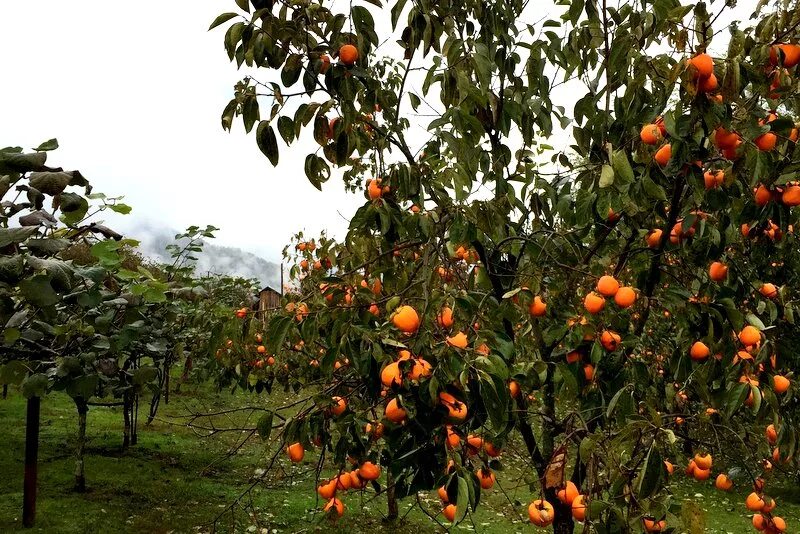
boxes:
[1,383,799,533]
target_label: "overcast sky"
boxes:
[0,1,362,263]
[1,1,755,263]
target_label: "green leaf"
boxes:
[637,443,663,498]
[256,121,279,166]
[0,360,28,385]
[257,411,274,440]
[21,373,49,398]
[0,226,38,248]
[19,274,60,307]
[611,150,634,184]
[277,116,295,144]
[132,367,159,386]
[109,203,132,214]
[209,12,238,30]
[599,164,614,188]
[35,138,59,152]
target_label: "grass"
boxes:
[1,382,798,533]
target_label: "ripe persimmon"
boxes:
[339,44,358,66]
[739,325,761,346]
[708,261,728,281]
[384,398,406,423]
[600,330,621,351]
[392,305,420,333]
[330,396,347,416]
[408,358,432,380]
[443,504,457,522]
[694,452,712,470]
[698,73,718,92]
[572,494,587,522]
[746,492,765,511]
[766,424,778,445]
[643,518,666,532]
[689,53,714,77]
[655,144,672,167]
[437,306,454,328]
[770,43,800,67]
[646,229,663,248]
[755,132,777,151]
[755,184,772,206]
[318,478,337,499]
[324,497,344,517]
[584,292,606,314]
[359,461,381,480]
[381,361,402,387]
[715,473,733,491]
[640,123,662,145]
[529,295,547,316]
[690,341,710,361]
[446,331,468,349]
[476,467,496,489]
[773,375,790,394]
[528,499,554,527]
[760,283,778,299]
[596,275,620,297]
[782,184,800,206]
[287,442,305,463]
[704,169,724,189]
[556,481,579,505]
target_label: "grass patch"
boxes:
[1,383,798,533]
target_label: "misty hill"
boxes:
[123,220,281,289]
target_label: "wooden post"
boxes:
[23,396,40,527]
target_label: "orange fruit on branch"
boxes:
[640,123,663,145]
[708,261,728,281]
[384,398,407,423]
[529,295,547,316]
[528,499,554,527]
[556,480,579,505]
[392,305,420,333]
[596,275,620,296]
[584,292,606,314]
[688,53,714,77]
[339,44,359,66]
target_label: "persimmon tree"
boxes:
[0,142,240,524]
[213,0,800,531]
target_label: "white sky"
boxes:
[0,1,361,262]
[0,1,757,263]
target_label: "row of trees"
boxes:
[0,141,255,526]
[211,0,800,532]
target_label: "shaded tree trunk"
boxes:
[73,398,88,492]
[131,393,138,445]
[23,396,40,528]
[175,354,193,394]
[3,384,7,399]
[163,361,171,405]
[386,471,398,521]
[122,392,131,450]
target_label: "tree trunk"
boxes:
[147,387,160,425]
[23,396,40,528]
[131,394,138,445]
[3,384,8,399]
[163,361,170,405]
[385,471,398,521]
[176,354,193,394]
[122,393,131,451]
[73,398,88,492]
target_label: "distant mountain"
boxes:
[123,220,281,289]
